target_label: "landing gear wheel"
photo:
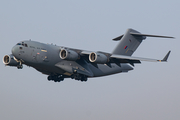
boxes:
[17,61,23,69]
[71,74,88,82]
[81,76,87,82]
[47,75,64,82]
[17,65,23,69]
[47,76,52,81]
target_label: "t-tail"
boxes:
[112,28,174,56]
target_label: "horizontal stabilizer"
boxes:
[112,35,124,41]
[130,32,175,39]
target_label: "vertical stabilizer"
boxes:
[112,29,144,56]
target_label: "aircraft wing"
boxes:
[80,50,171,67]
[110,51,170,66]
[111,51,171,62]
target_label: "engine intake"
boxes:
[60,49,79,61]
[3,54,19,66]
[89,52,108,64]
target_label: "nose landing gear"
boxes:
[17,61,23,69]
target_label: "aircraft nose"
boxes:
[11,45,18,56]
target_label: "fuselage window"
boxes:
[17,43,21,45]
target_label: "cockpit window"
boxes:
[16,42,28,47]
[25,44,28,47]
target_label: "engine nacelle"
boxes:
[3,54,20,66]
[60,49,79,61]
[89,52,109,64]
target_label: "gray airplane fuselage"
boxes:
[11,40,133,78]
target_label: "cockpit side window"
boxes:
[25,44,28,47]
[16,42,28,47]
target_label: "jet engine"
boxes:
[60,49,79,61]
[3,54,20,66]
[89,52,109,64]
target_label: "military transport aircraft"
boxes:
[3,29,173,82]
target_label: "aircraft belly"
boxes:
[32,64,65,75]
[55,60,94,77]
[89,63,133,77]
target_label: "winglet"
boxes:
[159,51,171,62]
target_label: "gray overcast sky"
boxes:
[0,0,180,120]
